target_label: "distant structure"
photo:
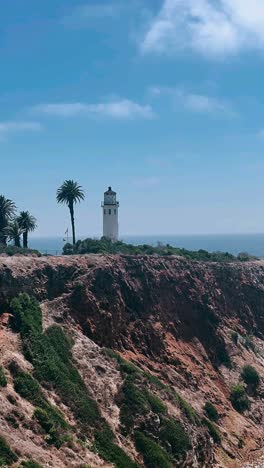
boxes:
[101,187,119,241]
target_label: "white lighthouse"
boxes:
[101,187,119,241]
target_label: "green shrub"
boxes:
[13,368,69,444]
[135,431,171,468]
[34,407,65,447]
[241,365,260,389]
[11,293,42,337]
[231,331,238,345]
[120,361,140,376]
[143,372,167,390]
[0,435,18,465]
[63,238,249,263]
[10,295,101,432]
[94,429,139,468]
[120,377,148,432]
[244,335,255,352]
[204,402,219,422]
[14,372,42,402]
[0,366,7,387]
[216,344,231,368]
[230,384,250,413]
[238,438,244,449]
[202,418,221,444]
[20,461,42,467]
[159,418,191,457]
[0,246,41,257]
[146,393,166,415]
[175,394,200,425]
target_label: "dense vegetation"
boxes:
[0,245,41,256]
[0,435,18,466]
[105,348,222,466]
[20,460,42,467]
[135,432,171,468]
[10,293,137,467]
[63,237,255,262]
[10,365,69,447]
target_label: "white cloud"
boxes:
[62,3,122,26]
[141,0,264,58]
[150,86,234,115]
[34,99,155,120]
[0,121,42,141]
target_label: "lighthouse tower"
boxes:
[101,187,119,241]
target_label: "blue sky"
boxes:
[1,0,264,237]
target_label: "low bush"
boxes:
[34,407,65,447]
[0,435,18,465]
[146,393,166,415]
[175,394,200,425]
[135,431,171,468]
[20,461,42,467]
[120,377,148,432]
[10,293,42,338]
[63,238,251,263]
[14,372,42,402]
[230,331,239,345]
[202,418,221,444]
[230,384,250,413]
[159,418,191,457]
[0,245,41,257]
[94,429,139,468]
[215,344,231,368]
[0,366,7,387]
[241,365,260,389]
[243,335,255,352]
[12,369,69,446]
[204,402,219,422]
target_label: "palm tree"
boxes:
[56,180,85,245]
[0,195,16,245]
[4,221,24,248]
[17,211,37,248]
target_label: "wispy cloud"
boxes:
[33,99,155,120]
[0,121,42,141]
[150,86,234,115]
[257,129,264,138]
[132,177,160,188]
[62,3,122,27]
[141,0,264,58]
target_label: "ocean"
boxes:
[28,234,264,257]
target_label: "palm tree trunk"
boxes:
[15,236,21,248]
[69,203,76,245]
[0,234,7,246]
[23,231,28,249]
[0,220,7,246]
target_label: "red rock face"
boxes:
[1,254,264,466]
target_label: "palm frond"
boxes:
[56,180,85,205]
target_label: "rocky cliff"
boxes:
[0,254,264,467]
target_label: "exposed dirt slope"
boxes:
[0,254,264,467]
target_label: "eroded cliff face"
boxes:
[0,254,264,467]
